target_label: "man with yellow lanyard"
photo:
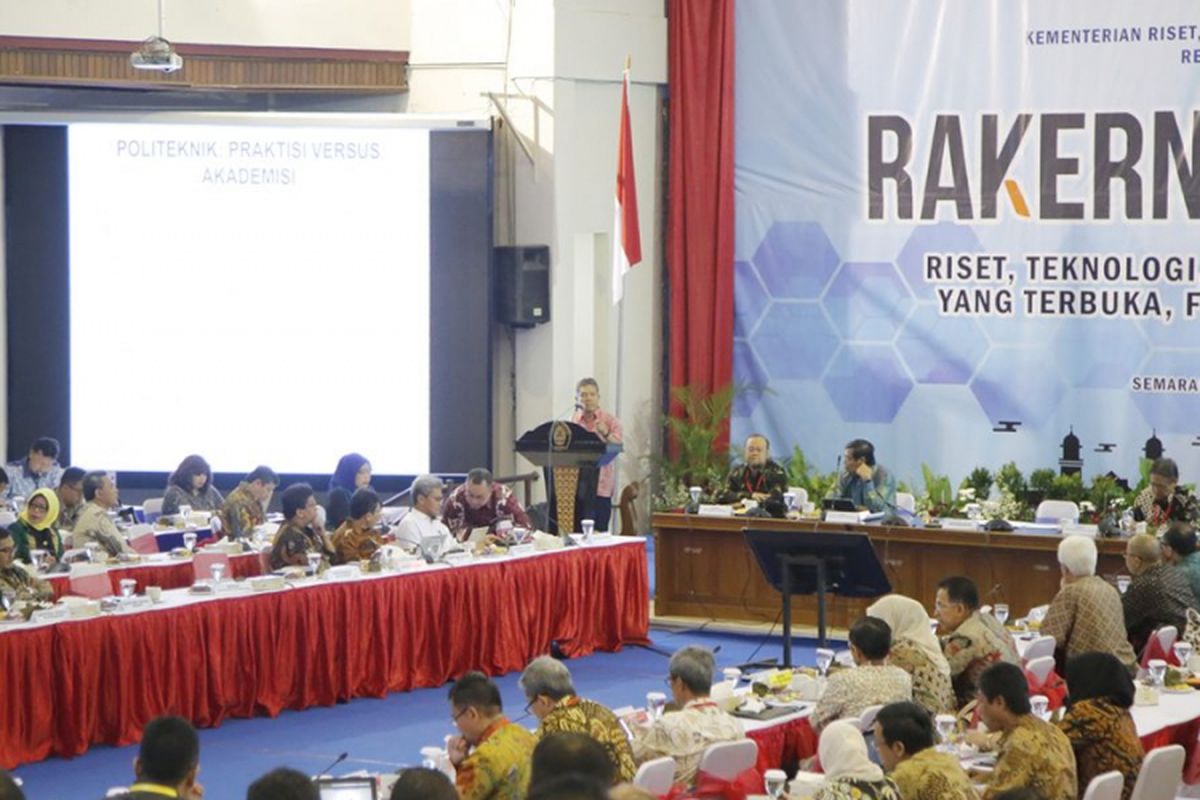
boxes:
[107,716,204,800]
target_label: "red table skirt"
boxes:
[1141,717,1200,784]
[44,553,265,600]
[1,541,649,769]
[748,717,817,773]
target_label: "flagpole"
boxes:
[613,56,630,534]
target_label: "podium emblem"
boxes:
[551,421,573,450]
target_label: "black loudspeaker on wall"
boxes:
[494,245,550,328]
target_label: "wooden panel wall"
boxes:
[0,37,407,92]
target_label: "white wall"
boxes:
[0,0,667,526]
[409,0,667,524]
[0,0,411,50]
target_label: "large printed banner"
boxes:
[733,1,1200,487]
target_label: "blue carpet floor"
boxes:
[12,626,831,800]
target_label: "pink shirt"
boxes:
[571,408,623,498]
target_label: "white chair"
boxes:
[1035,499,1080,524]
[1023,635,1057,662]
[697,739,758,780]
[0,510,16,527]
[895,492,916,513]
[1025,655,1055,685]
[633,756,677,795]
[142,497,164,523]
[980,604,993,616]
[1129,744,1184,800]
[1081,770,1124,800]
[857,704,883,732]
[1154,625,1179,656]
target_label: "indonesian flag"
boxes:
[612,66,642,304]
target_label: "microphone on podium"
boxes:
[315,751,348,778]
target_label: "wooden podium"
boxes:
[515,421,622,534]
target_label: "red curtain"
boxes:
[667,0,736,446]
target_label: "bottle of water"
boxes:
[1121,507,1135,534]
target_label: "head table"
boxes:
[0,536,649,770]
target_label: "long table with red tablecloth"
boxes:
[0,537,649,769]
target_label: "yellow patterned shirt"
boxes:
[984,714,1078,800]
[538,696,637,782]
[456,717,535,800]
[891,747,976,800]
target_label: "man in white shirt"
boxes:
[395,474,455,558]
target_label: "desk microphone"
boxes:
[316,752,348,777]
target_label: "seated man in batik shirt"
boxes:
[441,468,531,542]
[631,646,744,787]
[933,576,1019,706]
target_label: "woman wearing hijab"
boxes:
[162,455,224,515]
[326,453,372,531]
[814,720,901,800]
[9,487,62,565]
[868,594,956,715]
[1059,652,1143,800]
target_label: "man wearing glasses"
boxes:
[1122,532,1195,654]
[446,671,535,800]
[629,646,744,788]
[0,528,53,605]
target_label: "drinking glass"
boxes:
[210,563,225,583]
[993,603,1010,626]
[722,667,742,683]
[815,647,835,678]
[119,579,137,599]
[1117,575,1131,594]
[783,492,797,512]
[764,769,787,799]
[646,691,667,720]
[1174,641,1194,672]
[688,486,702,506]
[182,532,197,553]
[929,617,940,635]
[29,549,48,574]
[1148,658,1168,687]
[306,552,323,575]
[1030,695,1050,721]
[581,518,595,543]
[934,714,957,752]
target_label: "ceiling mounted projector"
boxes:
[130,36,183,73]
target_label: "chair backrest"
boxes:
[1035,499,1080,524]
[1025,655,1055,684]
[1082,770,1125,800]
[980,604,993,615]
[633,756,677,795]
[857,705,883,732]
[1156,626,1179,654]
[69,571,113,599]
[895,491,916,513]
[1023,635,1057,662]
[128,525,159,555]
[616,482,640,537]
[1129,744,1185,800]
[193,551,231,582]
[142,498,164,517]
[697,739,758,781]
